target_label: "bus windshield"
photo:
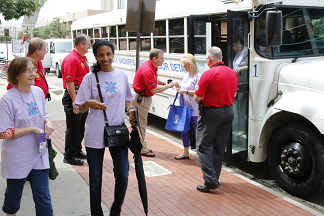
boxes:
[255,7,324,58]
[56,42,73,53]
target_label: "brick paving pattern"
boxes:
[51,120,314,216]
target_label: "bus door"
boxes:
[226,10,250,166]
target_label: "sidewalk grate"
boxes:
[130,161,172,177]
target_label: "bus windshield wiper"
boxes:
[292,47,324,63]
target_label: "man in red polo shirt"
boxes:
[194,46,237,192]
[132,48,178,157]
[7,38,50,100]
[61,34,90,165]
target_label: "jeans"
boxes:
[86,146,129,216]
[2,169,53,216]
[62,90,88,157]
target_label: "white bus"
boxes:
[71,0,324,198]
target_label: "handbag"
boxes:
[165,93,193,133]
[94,72,129,148]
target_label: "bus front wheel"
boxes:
[268,122,324,198]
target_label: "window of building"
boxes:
[101,27,108,38]
[118,0,125,9]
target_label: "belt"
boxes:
[135,91,150,97]
[204,105,232,109]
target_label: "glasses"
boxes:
[24,68,37,74]
[82,43,91,46]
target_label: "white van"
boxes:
[42,39,73,78]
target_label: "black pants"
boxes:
[196,106,234,185]
[62,90,88,157]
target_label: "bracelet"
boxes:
[127,107,134,112]
[81,103,87,110]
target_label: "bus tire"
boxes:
[56,64,62,78]
[268,122,324,198]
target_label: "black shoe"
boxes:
[63,157,84,166]
[196,183,220,192]
[76,151,87,159]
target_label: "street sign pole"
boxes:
[6,38,8,60]
[126,0,156,71]
[4,29,9,60]
[136,0,143,71]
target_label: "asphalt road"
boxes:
[46,70,324,214]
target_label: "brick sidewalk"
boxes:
[51,120,315,216]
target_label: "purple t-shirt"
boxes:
[0,86,49,179]
[180,73,201,116]
[75,69,133,149]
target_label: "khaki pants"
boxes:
[132,93,152,153]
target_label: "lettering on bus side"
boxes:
[159,63,186,73]
[113,57,189,73]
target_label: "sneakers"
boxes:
[63,157,84,166]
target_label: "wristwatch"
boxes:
[127,107,134,112]
[186,90,188,95]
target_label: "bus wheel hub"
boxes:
[280,142,310,176]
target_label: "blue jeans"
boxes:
[86,146,129,216]
[2,169,53,216]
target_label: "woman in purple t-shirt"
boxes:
[75,40,135,216]
[0,57,54,216]
[175,54,201,160]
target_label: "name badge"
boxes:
[39,132,47,153]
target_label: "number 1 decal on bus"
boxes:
[253,64,258,77]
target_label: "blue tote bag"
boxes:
[165,93,193,133]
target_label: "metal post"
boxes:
[6,37,8,60]
[135,0,143,71]
[31,21,33,39]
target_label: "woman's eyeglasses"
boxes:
[24,68,37,74]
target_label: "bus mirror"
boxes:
[266,10,283,46]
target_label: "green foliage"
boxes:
[0,0,47,22]
[0,35,13,42]
[312,19,324,38]
[48,17,70,38]
[17,18,70,40]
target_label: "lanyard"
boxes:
[80,57,89,73]
[35,64,49,89]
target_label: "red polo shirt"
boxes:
[61,49,89,89]
[6,58,49,99]
[195,61,237,107]
[132,60,158,97]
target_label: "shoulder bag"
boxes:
[94,72,129,148]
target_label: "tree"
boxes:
[48,17,70,38]
[17,18,69,40]
[0,35,13,42]
[0,0,47,23]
